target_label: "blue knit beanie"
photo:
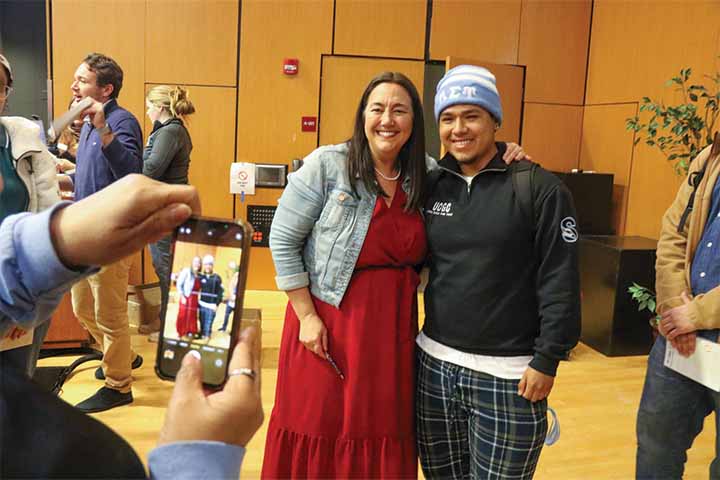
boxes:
[434,65,502,125]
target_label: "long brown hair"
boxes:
[347,72,426,211]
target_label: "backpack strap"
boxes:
[677,132,720,233]
[511,160,537,233]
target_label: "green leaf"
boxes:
[648,299,656,312]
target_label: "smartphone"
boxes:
[155,216,252,387]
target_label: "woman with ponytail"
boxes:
[142,85,196,335]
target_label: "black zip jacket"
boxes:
[423,143,581,376]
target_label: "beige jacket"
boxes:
[656,144,720,329]
[0,116,59,213]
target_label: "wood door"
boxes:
[319,56,425,147]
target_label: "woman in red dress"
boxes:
[262,72,428,478]
[175,256,201,338]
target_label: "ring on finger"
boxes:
[228,367,256,380]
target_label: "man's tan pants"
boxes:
[71,257,133,393]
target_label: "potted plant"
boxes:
[626,66,720,175]
[625,66,720,320]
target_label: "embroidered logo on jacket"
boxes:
[560,217,578,243]
[427,201,454,217]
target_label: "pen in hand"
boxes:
[325,351,345,380]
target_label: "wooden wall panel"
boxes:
[51,0,145,128]
[430,0,521,64]
[586,1,720,105]
[334,0,426,59]
[579,104,637,235]
[518,0,591,105]
[522,103,582,173]
[585,1,720,238]
[625,146,685,239]
[145,0,238,86]
[319,56,425,146]
[236,0,334,290]
[446,57,524,144]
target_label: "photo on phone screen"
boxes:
[155,216,251,387]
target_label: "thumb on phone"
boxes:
[173,350,204,400]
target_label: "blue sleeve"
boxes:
[0,204,96,335]
[268,148,328,291]
[148,441,245,480]
[103,116,143,179]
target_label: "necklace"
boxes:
[374,167,401,181]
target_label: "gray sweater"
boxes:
[142,118,192,184]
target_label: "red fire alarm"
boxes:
[301,116,317,132]
[283,58,299,75]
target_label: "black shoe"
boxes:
[95,354,144,380]
[75,387,133,413]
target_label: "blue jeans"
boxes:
[149,235,172,325]
[220,304,234,331]
[199,306,217,338]
[636,332,720,479]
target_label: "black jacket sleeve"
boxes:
[529,179,581,376]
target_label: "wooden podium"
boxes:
[43,293,89,349]
[579,235,657,356]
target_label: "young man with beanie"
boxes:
[198,255,224,340]
[57,53,143,413]
[636,139,720,478]
[416,65,581,479]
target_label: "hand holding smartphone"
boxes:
[155,216,252,387]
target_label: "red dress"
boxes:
[176,277,200,337]
[262,188,427,479]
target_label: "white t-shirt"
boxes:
[416,331,532,380]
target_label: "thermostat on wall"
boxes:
[255,164,288,188]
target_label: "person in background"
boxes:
[198,255,223,340]
[0,52,61,377]
[56,52,144,413]
[143,85,195,335]
[0,173,263,479]
[219,261,239,332]
[175,256,202,339]
[636,138,720,478]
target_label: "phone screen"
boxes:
[156,217,250,387]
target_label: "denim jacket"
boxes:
[269,143,436,307]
